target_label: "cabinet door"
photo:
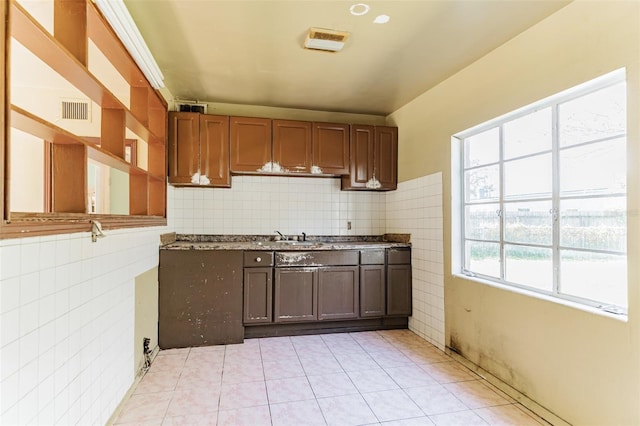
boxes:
[230,116,272,172]
[313,122,349,175]
[274,268,317,322]
[200,114,230,187]
[273,120,312,173]
[341,124,374,189]
[375,126,398,190]
[318,266,360,320]
[244,267,273,324]
[159,250,244,348]
[387,264,412,316]
[360,265,385,318]
[168,112,199,184]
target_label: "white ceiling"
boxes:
[124,0,571,116]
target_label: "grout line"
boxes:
[114,331,558,426]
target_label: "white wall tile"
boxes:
[0,277,20,315]
[0,226,168,426]
[1,309,19,348]
[386,172,445,350]
[1,340,20,381]
[19,301,39,337]
[20,243,41,276]
[169,176,386,236]
[0,244,21,280]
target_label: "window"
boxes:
[457,70,627,312]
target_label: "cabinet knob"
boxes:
[255,257,262,263]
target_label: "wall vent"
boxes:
[61,99,90,121]
[304,28,350,52]
[176,102,207,114]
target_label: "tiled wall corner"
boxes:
[168,176,387,236]
[0,226,167,426]
[386,172,445,350]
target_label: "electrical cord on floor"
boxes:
[142,337,152,373]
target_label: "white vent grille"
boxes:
[304,28,350,52]
[309,28,348,43]
[61,99,90,120]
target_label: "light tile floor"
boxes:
[113,330,549,426]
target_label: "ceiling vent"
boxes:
[304,28,350,52]
[61,99,90,121]
[176,102,208,114]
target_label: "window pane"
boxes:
[560,197,626,252]
[464,127,499,168]
[504,201,552,245]
[560,250,627,308]
[505,245,552,291]
[504,154,552,200]
[504,108,552,159]
[465,204,500,241]
[464,165,499,202]
[465,241,500,278]
[559,138,625,197]
[559,82,626,147]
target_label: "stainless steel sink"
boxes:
[274,240,317,246]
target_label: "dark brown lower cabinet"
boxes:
[318,266,359,321]
[159,250,244,348]
[243,267,273,324]
[274,267,317,322]
[360,265,385,317]
[387,264,412,316]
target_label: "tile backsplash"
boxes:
[387,173,445,350]
[168,176,387,236]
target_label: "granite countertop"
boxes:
[160,234,411,251]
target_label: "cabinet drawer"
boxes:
[387,248,411,264]
[360,249,385,265]
[275,250,359,266]
[244,251,274,267]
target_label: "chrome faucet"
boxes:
[301,232,306,242]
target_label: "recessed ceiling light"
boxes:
[373,14,390,24]
[350,3,370,16]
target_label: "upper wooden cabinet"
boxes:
[231,118,349,175]
[375,126,398,190]
[343,125,374,189]
[168,113,199,185]
[230,116,272,173]
[313,122,350,175]
[273,120,350,175]
[201,115,231,186]
[342,125,398,191]
[273,120,312,173]
[168,112,230,187]
[168,113,395,190]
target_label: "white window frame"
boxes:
[454,69,627,315]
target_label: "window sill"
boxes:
[1,213,167,240]
[452,272,628,323]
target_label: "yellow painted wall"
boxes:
[134,267,159,376]
[387,1,640,424]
